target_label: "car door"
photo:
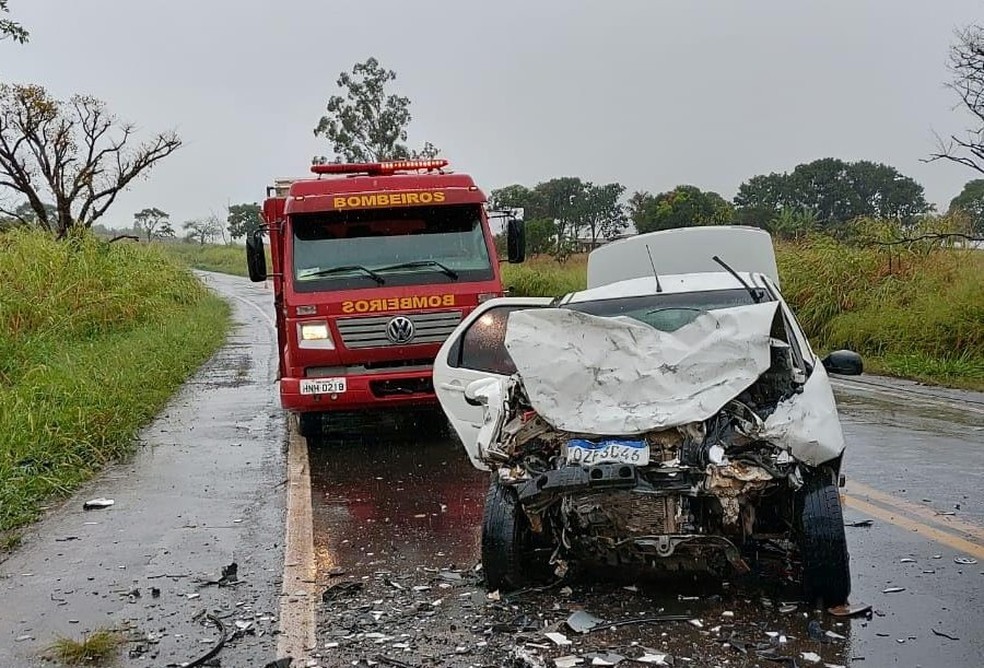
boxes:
[433,297,553,468]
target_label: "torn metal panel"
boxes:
[504,302,780,435]
[756,364,846,465]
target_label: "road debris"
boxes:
[554,656,583,668]
[882,587,906,593]
[545,631,572,646]
[82,498,115,510]
[636,651,670,665]
[931,628,960,641]
[845,519,873,527]
[585,652,624,665]
[954,556,978,565]
[827,602,873,618]
[176,614,228,668]
[801,651,822,663]
[262,660,292,668]
[566,610,604,634]
[321,580,363,602]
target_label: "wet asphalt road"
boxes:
[307,389,984,664]
[2,272,983,667]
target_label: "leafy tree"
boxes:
[313,57,438,162]
[0,0,28,43]
[574,182,627,243]
[183,217,221,246]
[948,179,984,233]
[227,202,264,239]
[0,84,181,237]
[734,158,930,225]
[632,185,734,234]
[133,207,170,241]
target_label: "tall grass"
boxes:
[0,230,229,535]
[161,241,251,277]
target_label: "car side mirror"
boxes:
[464,378,498,407]
[822,350,863,376]
[506,217,525,263]
[246,230,267,282]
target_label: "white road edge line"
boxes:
[277,422,317,661]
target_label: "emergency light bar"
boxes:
[311,159,448,176]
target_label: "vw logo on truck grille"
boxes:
[385,316,416,344]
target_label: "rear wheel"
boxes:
[797,468,851,606]
[482,480,537,592]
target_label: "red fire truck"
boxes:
[245,159,525,435]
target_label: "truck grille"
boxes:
[335,310,463,349]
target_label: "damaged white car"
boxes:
[434,227,863,605]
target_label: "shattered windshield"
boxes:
[566,288,771,332]
[291,204,493,291]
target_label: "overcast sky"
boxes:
[6,1,984,227]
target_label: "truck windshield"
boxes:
[291,204,494,291]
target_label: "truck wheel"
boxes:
[482,480,536,592]
[796,468,851,606]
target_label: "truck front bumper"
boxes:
[280,369,438,413]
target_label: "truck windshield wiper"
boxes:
[300,265,385,284]
[376,260,459,280]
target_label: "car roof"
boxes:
[562,271,771,304]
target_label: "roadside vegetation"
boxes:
[0,231,229,539]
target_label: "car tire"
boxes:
[797,467,851,606]
[482,479,535,592]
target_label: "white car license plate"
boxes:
[300,378,347,395]
[565,438,650,466]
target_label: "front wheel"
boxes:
[796,468,851,606]
[482,480,537,592]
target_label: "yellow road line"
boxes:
[842,495,984,561]
[844,480,984,543]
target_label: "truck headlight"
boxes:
[298,321,334,349]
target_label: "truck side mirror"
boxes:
[821,350,863,376]
[246,230,267,283]
[506,217,525,263]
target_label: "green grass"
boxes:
[48,629,123,665]
[0,230,230,537]
[161,240,251,277]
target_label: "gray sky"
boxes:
[6,1,984,228]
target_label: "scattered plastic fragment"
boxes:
[722,610,735,618]
[636,651,670,665]
[15,635,32,642]
[825,630,846,640]
[83,498,114,510]
[801,652,821,663]
[807,620,824,641]
[882,587,906,593]
[181,614,228,668]
[321,581,363,602]
[845,519,873,527]
[554,657,583,668]
[932,628,960,641]
[567,610,604,634]
[688,619,703,629]
[900,558,916,563]
[954,556,978,565]
[586,652,624,666]
[779,604,798,613]
[545,632,572,646]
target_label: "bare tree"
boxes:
[0,0,28,43]
[0,84,181,238]
[928,25,984,174]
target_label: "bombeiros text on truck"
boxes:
[245,158,525,435]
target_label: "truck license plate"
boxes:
[300,378,347,395]
[565,439,650,466]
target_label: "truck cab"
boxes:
[245,159,524,432]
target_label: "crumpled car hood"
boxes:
[499,301,845,466]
